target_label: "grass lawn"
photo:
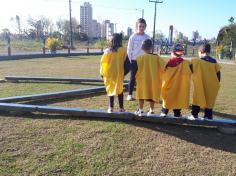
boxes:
[0,56,236,175]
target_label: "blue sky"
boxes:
[0,0,235,39]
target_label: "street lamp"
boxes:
[149,0,163,53]
[135,8,144,18]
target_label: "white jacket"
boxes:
[127,33,151,62]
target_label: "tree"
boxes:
[217,24,236,46]
[16,15,21,35]
[155,30,165,40]
[10,15,22,35]
[94,39,108,49]
[55,18,83,42]
[27,16,54,40]
[1,28,11,40]
[228,17,235,25]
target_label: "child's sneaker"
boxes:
[174,114,182,118]
[147,111,155,116]
[196,117,204,120]
[119,108,126,112]
[204,117,213,120]
[195,117,204,120]
[159,112,167,117]
[134,109,144,116]
[186,115,196,120]
[107,108,114,113]
[127,95,135,101]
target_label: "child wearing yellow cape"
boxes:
[188,43,221,120]
[161,44,192,117]
[134,39,166,116]
[100,33,127,113]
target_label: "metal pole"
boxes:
[152,3,157,53]
[69,0,73,49]
[149,0,163,53]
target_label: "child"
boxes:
[160,44,192,117]
[134,39,165,116]
[100,33,127,113]
[126,18,151,101]
[188,43,221,120]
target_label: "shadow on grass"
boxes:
[1,111,236,154]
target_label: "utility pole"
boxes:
[149,0,163,53]
[69,0,73,49]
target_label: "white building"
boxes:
[80,2,92,37]
[127,27,133,37]
[91,20,101,38]
[101,20,115,40]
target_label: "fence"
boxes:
[0,39,103,56]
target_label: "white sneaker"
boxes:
[134,109,144,116]
[196,117,204,120]
[118,108,126,112]
[187,115,196,120]
[160,112,167,117]
[127,95,134,101]
[147,111,155,116]
[107,108,113,113]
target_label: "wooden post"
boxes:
[7,36,11,56]
[42,38,46,54]
[87,39,89,53]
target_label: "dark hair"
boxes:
[199,43,211,53]
[141,39,153,51]
[109,33,123,52]
[137,18,147,27]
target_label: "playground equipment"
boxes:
[0,76,236,134]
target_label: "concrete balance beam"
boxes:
[0,86,106,103]
[5,76,104,83]
[0,83,128,103]
[0,103,235,134]
[5,76,129,83]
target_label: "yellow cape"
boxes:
[136,54,166,102]
[162,60,192,109]
[191,59,221,108]
[100,47,127,96]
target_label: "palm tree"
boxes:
[228,17,235,25]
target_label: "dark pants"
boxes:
[191,105,213,119]
[109,93,124,109]
[161,107,181,117]
[124,56,131,76]
[127,60,138,95]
